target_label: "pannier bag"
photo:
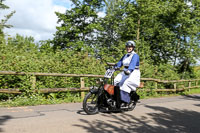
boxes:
[104,84,115,95]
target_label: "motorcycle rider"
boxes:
[114,40,140,104]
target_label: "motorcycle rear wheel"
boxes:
[83,92,99,115]
[128,101,137,111]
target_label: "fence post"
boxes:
[155,81,158,90]
[195,81,198,86]
[153,81,158,95]
[31,75,36,89]
[174,83,177,91]
[188,81,191,92]
[80,77,85,99]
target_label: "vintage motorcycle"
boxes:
[82,63,140,115]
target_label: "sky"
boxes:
[1,0,105,42]
[1,0,72,42]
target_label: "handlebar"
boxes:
[106,62,122,71]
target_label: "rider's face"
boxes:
[126,46,134,53]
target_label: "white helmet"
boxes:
[125,40,135,47]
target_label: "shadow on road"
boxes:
[0,115,12,132]
[182,94,200,101]
[77,109,89,115]
[74,105,200,133]
[194,104,200,107]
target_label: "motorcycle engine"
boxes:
[107,98,116,108]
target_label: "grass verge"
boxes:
[0,89,199,107]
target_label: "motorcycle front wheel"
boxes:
[83,92,99,115]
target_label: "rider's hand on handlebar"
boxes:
[124,70,131,75]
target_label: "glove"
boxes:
[124,70,131,75]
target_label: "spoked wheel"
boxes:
[128,101,137,111]
[83,92,99,115]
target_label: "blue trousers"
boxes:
[120,90,130,103]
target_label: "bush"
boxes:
[0,34,199,106]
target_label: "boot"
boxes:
[114,86,121,109]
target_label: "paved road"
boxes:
[0,94,200,133]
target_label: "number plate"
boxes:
[104,69,115,78]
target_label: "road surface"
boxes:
[0,94,200,133]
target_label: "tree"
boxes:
[52,0,102,53]
[117,0,200,67]
[0,0,15,43]
[96,0,136,61]
[153,0,199,66]
[52,0,200,73]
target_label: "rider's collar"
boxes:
[127,51,135,55]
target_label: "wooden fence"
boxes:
[0,71,200,98]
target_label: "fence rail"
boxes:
[0,71,200,98]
